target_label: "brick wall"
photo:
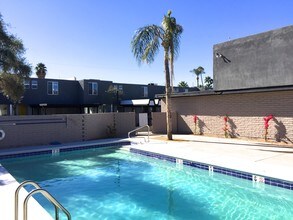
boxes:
[159,90,293,142]
[0,112,135,149]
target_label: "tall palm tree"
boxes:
[190,66,205,88]
[35,63,47,79]
[131,10,183,140]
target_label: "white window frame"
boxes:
[31,80,38,89]
[47,81,59,95]
[24,80,30,89]
[143,86,148,97]
[89,82,98,95]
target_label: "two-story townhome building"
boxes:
[0,78,196,118]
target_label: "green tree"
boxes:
[35,63,47,79]
[0,13,31,113]
[0,14,31,77]
[0,73,24,104]
[131,10,183,140]
[204,76,213,90]
[178,81,189,88]
[190,66,205,88]
[107,85,123,112]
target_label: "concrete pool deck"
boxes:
[131,134,293,182]
[1,135,293,219]
[0,167,53,220]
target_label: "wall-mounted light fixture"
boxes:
[215,52,231,63]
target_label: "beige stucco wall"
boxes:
[0,112,135,149]
[151,112,178,134]
[158,90,293,142]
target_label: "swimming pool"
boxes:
[1,145,293,220]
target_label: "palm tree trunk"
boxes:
[196,76,199,88]
[170,48,174,92]
[164,48,173,140]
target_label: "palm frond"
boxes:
[172,24,183,60]
[131,25,163,64]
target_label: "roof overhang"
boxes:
[156,85,293,99]
[120,99,161,106]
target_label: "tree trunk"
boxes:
[196,76,199,88]
[164,48,173,140]
[170,48,174,91]
[200,74,204,89]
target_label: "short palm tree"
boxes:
[131,10,183,140]
[204,76,213,89]
[190,66,205,88]
[35,63,47,79]
[178,81,189,88]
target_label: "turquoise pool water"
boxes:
[2,147,293,220]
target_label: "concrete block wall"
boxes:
[158,90,293,142]
[151,112,178,134]
[0,112,135,149]
[114,112,136,136]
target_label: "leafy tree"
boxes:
[0,14,31,77]
[107,85,123,112]
[35,63,47,79]
[178,81,189,88]
[190,66,205,88]
[107,85,123,95]
[131,10,183,140]
[204,76,213,90]
[0,13,31,113]
[0,73,24,115]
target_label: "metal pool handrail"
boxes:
[128,125,150,142]
[23,188,71,220]
[15,180,71,220]
[15,180,41,220]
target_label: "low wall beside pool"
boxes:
[0,112,135,149]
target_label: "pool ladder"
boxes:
[128,125,150,143]
[15,180,71,220]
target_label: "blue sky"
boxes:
[1,0,292,86]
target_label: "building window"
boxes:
[173,88,179,93]
[31,80,38,89]
[47,81,59,95]
[113,84,123,92]
[24,80,30,89]
[143,86,148,97]
[89,82,98,95]
[185,88,188,92]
